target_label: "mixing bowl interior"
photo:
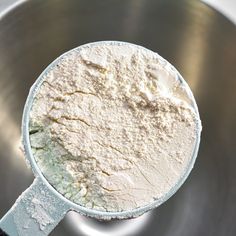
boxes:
[0,0,236,235]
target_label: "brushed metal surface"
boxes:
[0,0,235,235]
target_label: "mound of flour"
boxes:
[29,42,200,212]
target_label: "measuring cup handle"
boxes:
[0,177,70,236]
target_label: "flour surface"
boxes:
[29,42,200,212]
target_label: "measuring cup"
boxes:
[0,41,202,236]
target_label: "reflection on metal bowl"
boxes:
[0,0,236,235]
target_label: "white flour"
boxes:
[29,42,201,212]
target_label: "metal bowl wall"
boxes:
[0,0,236,235]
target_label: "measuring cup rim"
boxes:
[22,40,202,220]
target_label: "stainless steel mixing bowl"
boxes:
[0,0,235,235]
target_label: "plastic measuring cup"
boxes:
[0,41,202,236]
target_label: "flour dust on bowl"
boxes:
[0,41,201,236]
